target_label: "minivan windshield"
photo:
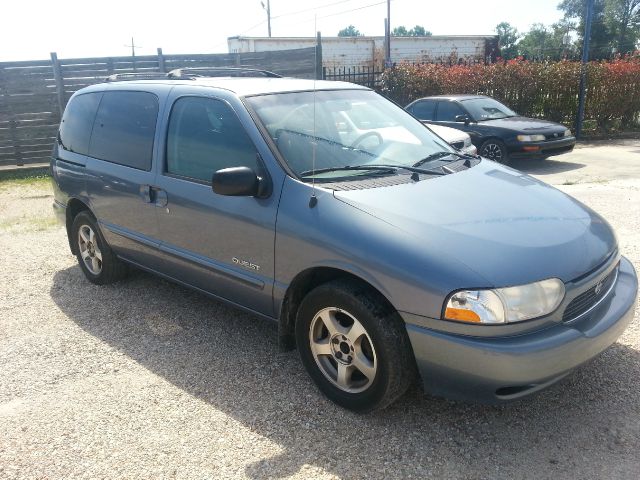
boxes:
[246,89,454,181]
[461,97,517,121]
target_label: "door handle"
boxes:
[153,188,168,207]
[140,185,168,207]
[140,185,153,203]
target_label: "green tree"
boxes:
[338,25,362,37]
[605,0,640,53]
[557,0,640,58]
[392,25,409,36]
[517,23,555,59]
[495,22,520,58]
[409,25,432,36]
[392,25,432,36]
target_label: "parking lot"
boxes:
[0,140,638,480]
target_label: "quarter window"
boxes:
[89,91,158,170]
[436,101,465,122]
[410,100,436,121]
[166,97,259,182]
[58,92,102,155]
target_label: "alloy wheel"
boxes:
[309,307,377,393]
[481,142,504,162]
[78,224,103,275]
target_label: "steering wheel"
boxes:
[351,131,383,149]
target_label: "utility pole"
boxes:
[124,37,140,71]
[262,1,272,37]
[384,0,391,67]
[576,0,594,139]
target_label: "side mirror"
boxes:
[211,166,270,198]
[455,114,471,125]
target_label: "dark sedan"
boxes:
[405,95,576,164]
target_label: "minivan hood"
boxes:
[333,161,616,286]
[481,116,567,133]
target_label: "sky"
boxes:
[1,0,566,61]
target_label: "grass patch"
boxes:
[0,168,52,193]
[0,167,51,185]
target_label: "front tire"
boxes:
[296,279,416,412]
[479,139,509,164]
[71,211,128,285]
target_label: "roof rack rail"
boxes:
[167,67,282,78]
[105,72,174,82]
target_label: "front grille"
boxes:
[562,264,619,321]
[544,132,565,140]
[451,141,465,150]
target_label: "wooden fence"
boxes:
[0,47,319,167]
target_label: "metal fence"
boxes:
[322,65,384,88]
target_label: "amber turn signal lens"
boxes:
[444,307,482,323]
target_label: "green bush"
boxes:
[380,58,640,134]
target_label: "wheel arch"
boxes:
[65,197,92,254]
[277,266,396,352]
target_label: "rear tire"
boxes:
[296,279,416,412]
[71,211,128,285]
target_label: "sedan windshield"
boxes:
[461,97,517,121]
[245,89,453,181]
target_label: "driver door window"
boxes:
[166,97,258,182]
[436,101,465,122]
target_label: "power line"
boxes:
[317,0,388,19]
[271,0,358,20]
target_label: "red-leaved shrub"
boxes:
[380,57,640,133]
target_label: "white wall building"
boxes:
[228,35,499,68]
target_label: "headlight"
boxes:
[444,278,565,324]
[564,129,572,137]
[517,134,545,142]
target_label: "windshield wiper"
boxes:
[299,162,450,179]
[366,163,446,175]
[299,165,398,177]
[412,151,476,168]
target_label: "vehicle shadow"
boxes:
[50,265,640,479]
[510,158,586,176]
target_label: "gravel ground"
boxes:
[0,149,639,479]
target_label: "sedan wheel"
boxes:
[480,140,508,164]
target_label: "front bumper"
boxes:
[508,136,576,159]
[405,256,637,403]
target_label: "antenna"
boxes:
[309,20,318,209]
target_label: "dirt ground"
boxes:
[1,141,639,479]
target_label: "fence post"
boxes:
[157,48,166,72]
[315,31,323,80]
[106,58,114,76]
[50,52,65,117]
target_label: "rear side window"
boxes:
[436,101,465,122]
[58,92,102,155]
[89,91,158,170]
[409,100,436,120]
[166,96,258,182]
